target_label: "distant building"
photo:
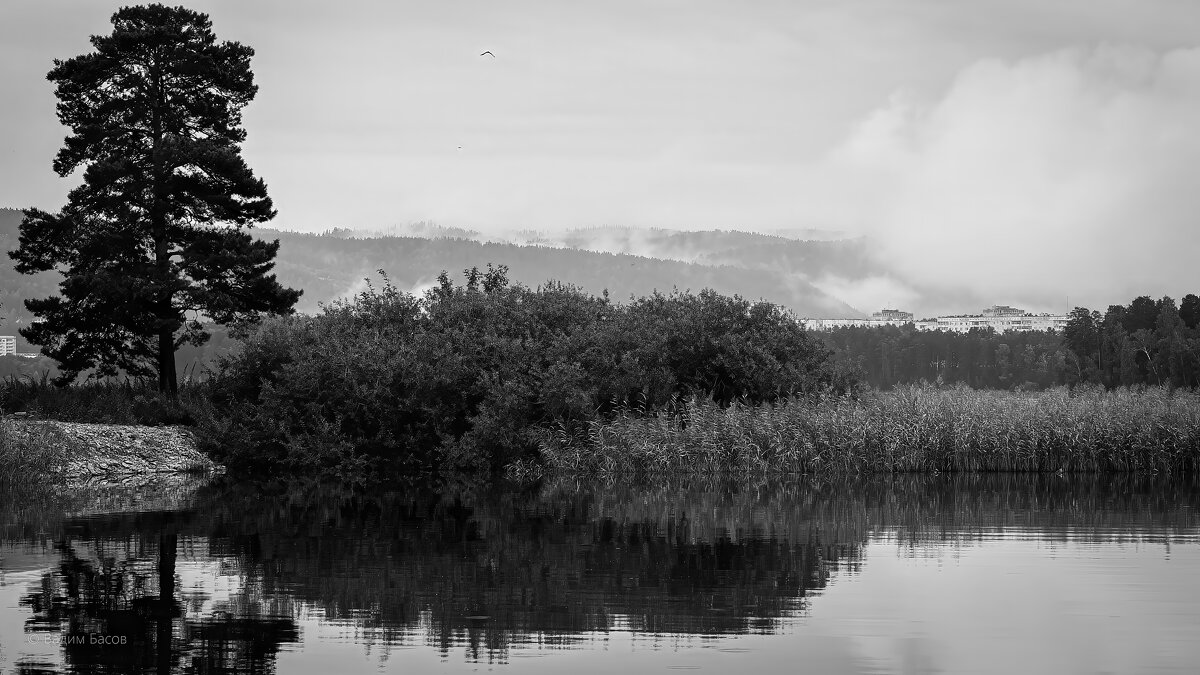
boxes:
[801,318,875,331]
[981,305,1025,317]
[0,336,14,356]
[801,309,914,331]
[918,306,1069,333]
[802,306,1068,333]
[871,308,914,322]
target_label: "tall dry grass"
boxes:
[0,416,76,492]
[0,373,209,425]
[537,385,1200,475]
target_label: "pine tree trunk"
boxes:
[158,328,178,396]
[151,63,177,398]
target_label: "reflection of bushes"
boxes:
[185,474,1200,657]
[202,266,842,475]
[541,385,1200,474]
[194,477,850,647]
[7,474,1197,665]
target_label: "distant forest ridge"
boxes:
[332,222,855,257]
[0,207,872,347]
[252,226,869,317]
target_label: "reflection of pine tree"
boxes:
[20,536,173,673]
[15,662,61,675]
[20,513,298,674]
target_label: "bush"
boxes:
[202,267,842,475]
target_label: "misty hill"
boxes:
[359,222,872,277]
[254,228,863,318]
[0,209,867,350]
[551,226,877,281]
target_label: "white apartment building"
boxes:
[0,336,15,356]
[802,306,1068,333]
[918,306,1069,333]
[871,308,914,322]
[801,318,889,331]
[801,310,914,331]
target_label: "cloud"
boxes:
[808,274,922,319]
[833,44,1200,313]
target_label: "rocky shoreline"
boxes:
[3,418,220,486]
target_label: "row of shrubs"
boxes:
[534,385,1200,475]
[197,267,848,475]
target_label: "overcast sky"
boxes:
[1,0,1198,313]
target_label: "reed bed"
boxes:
[537,385,1200,475]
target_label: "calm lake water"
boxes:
[2,473,1198,674]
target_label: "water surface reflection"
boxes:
[2,473,1198,673]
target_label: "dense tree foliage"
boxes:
[1181,294,1200,330]
[9,6,299,393]
[204,267,845,474]
[1063,295,1200,388]
[820,325,1068,390]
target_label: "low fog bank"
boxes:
[312,223,1071,317]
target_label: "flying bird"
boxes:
[480,51,495,57]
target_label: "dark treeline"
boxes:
[1062,295,1200,389]
[820,325,1068,390]
[820,293,1200,391]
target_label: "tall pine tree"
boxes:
[10,5,300,393]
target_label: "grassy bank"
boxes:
[536,385,1200,475]
[0,374,208,425]
[0,375,212,492]
[0,416,76,493]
